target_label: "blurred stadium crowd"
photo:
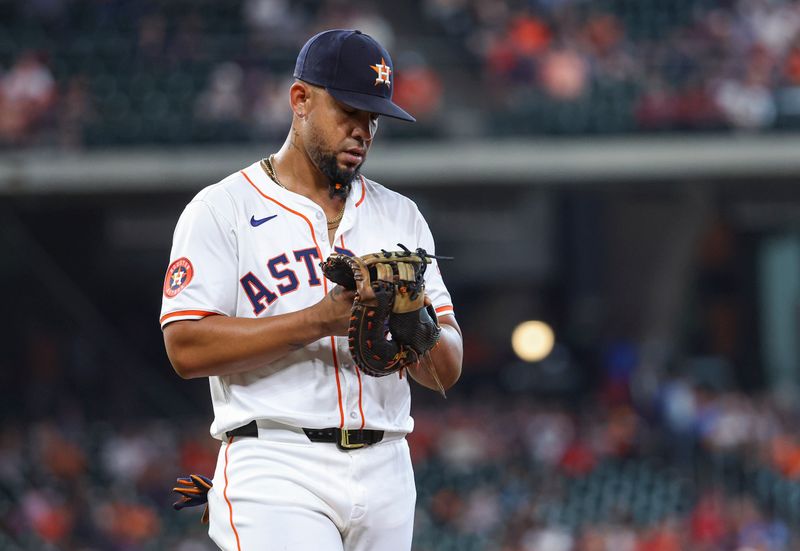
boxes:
[6,384,800,550]
[4,0,800,147]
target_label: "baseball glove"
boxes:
[321,245,441,377]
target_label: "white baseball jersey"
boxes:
[160,160,455,440]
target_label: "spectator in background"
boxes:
[521,523,574,551]
[248,71,293,140]
[745,0,800,57]
[486,10,552,87]
[637,517,684,551]
[783,37,800,85]
[195,62,246,124]
[423,0,475,39]
[538,45,589,101]
[729,495,790,551]
[392,52,444,121]
[314,1,395,50]
[21,488,75,547]
[243,0,298,36]
[58,75,93,149]
[242,0,304,53]
[715,45,778,130]
[0,51,56,146]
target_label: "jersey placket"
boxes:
[335,187,365,429]
[337,351,366,429]
[260,191,352,429]
[310,209,333,252]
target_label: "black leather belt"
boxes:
[226,420,385,450]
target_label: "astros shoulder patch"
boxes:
[164,257,193,298]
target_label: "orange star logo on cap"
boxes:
[371,58,391,87]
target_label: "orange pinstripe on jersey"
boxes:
[223,437,242,551]
[340,233,367,429]
[240,169,346,429]
[435,305,454,315]
[329,337,345,428]
[355,367,366,429]
[159,310,219,325]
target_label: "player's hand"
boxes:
[173,474,212,524]
[314,285,356,336]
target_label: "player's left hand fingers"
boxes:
[173,496,194,510]
[190,474,213,490]
[174,487,204,497]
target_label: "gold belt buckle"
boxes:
[338,429,365,450]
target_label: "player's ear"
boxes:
[290,81,312,120]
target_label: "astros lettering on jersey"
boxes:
[160,161,455,440]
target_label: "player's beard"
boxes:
[307,140,360,199]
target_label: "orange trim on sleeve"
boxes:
[355,176,366,207]
[223,438,243,551]
[241,168,346,428]
[159,310,219,324]
[435,305,455,314]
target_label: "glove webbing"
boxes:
[348,279,419,377]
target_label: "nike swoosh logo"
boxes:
[250,214,278,227]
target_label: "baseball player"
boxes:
[160,29,462,551]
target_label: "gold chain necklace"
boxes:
[261,155,345,230]
[260,155,284,189]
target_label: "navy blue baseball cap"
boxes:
[294,29,416,122]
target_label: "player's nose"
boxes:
[351,111,378,143]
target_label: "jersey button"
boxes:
[315,212,323,220]
[350,412,358,419]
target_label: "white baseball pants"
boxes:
[207,424,416,551]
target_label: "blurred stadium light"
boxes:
[512,320,555,362]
